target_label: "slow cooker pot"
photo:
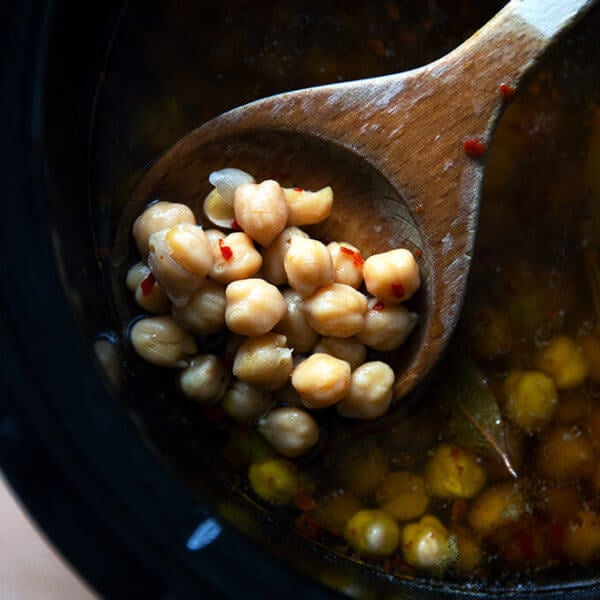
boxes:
[2,1,600,598]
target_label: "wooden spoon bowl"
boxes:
[129,0,595,403]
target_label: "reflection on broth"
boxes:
[96,0,600,589]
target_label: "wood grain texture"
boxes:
[130,0,595,404]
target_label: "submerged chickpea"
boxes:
[222,381,274,424]
[375,471,429,521]
[259,406,320,458]
[148,223,213,307]
[233,333,293,391]
[284,237,334,298]
[126,262,171,314]
[356,298,417,351]
[467,306,513,360]
[203,188,235,228]
[334,444,389,497]
[234,180,289,247]
[536,335,590,390]
[283,185,333,226]
[313,337,366,370]
[402,515,454,570]
[130,315,197,367]
[292,353,351,408]
[133,201,196,258]
[225,279,287,337]
[274,289,319,353]
[363,248,420,304]
[327,242,364,288]
[179,354,229,403]
[208,231,262,283]
[171,280,226,334]
[424,443,486,499]
[468,482,527,536]
[303,283,367,338]
[337,361,395,420]
[563,510,600,562]
[262,227,309,285]
[312,491,363,537]
[248,457,301,504]
[344,509,400,556]
[503,369,558,434]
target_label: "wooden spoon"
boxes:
[131,0,595,403]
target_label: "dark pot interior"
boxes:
[2,1,600,598]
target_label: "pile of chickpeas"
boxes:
[127,168,420,459]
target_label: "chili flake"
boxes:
[293,187,304,193]
[218,238,234,261]
[415,203,424,215]
[231,219,242,231]
[391,282,406,299]
[499,83,516,101]
[372,301,386,312]
[463,138,486,158]
[340,246,364,267]
[140,273,156,297]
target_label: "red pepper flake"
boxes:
[463,138,486,158]
[451,498,468,522]
[293,187,303,193]
[140,273,156,297]
[499,83,516,102]
[372,301,386,312]
[414,248,422,258]
[294,491,316,512]
[340,246,364,267]
[415,203,424,214]
[218,238,233,261]
[231,219,241,231]
[295,513,321,537]
[516,533,537,561]
[391,282,406,299]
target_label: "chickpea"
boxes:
[553,389,593,425]
[133,201,196,258]
[580,333,600,383]
[283,185,333,226]
[303,283,367,338]
[336,361,395,420]
[248,457,301,504]
[535,335,590,390]
[313,337,366,370]
[148,223,213,307]
[225,279,287,337]
[563,510,600,562]
[536,485,581,522]
[273,381,303,407]
[92,337,121,390]
[208,167,255,205]
[208,231,262,283]
[283,237,334,298]
[503,369,558,434]
[424,443,486,499]
[450,525,482,573]
[126,262,170,314]
[129,315,197,367]
[179,355,229,403]
[375,471,429,521]
[222,381,273,424]
[356,298,417,352]
[344,509,400,556]
[233,333,293,391]
[203,188,235,228]
[327,241,364,289]
[312,491,362,536]
[291,353,351,408]
[466,305,513,360]
[234,180,289,247]
[258,407,319,458]
[402,515,454,570]
[363,248,420,304]
[262,227,309,285]
[171,280,226,334]
[468,482,527,536]
[333,444,389,497]
[534,425,594,482]
[274,289,319,353]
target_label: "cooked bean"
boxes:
[225,278,287,337]
[283,185,333,226]
[291,352,351,408]
[363,248,420,304]
[258,406,319,457]
[148,223,213,307]
[274,289,319,353]
[356,297,417,351]
[327,241,364,289]
[209,167,255,205]
[344,509,400,556]
[336,361,395,419]
[130,315,197,367]
[283,237,334,298]
[375,471,429,521]
[262,226,308,285]
[234,180,289,246]
[180,354,230,403]
[248,457,301,504]
[233,333,293,391]
[468,482,526,536]
[401,515,452,570]
[208,231,262,283]
[171,280,226,334]
[203,188,235,228]
[126,262,170,314]
[222,381,274,424]
[536,335,590,390]
[313,336,366,370]
[303,283,367,338]
[133,201,196,258]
